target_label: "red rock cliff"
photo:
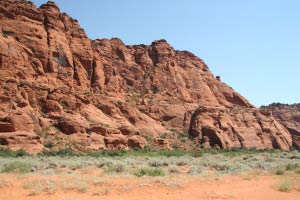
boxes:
[0,0,292,152]
[261,103,300,149]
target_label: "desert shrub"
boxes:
[134,167,165,177]
[189,166,202,175]
[40,149,77,157]
[275,168,286,175]
[87,150,127,157]
[44,142,54,148]
[84,91,92,96]
[1,161,32,173]
[157,150,186,157]
[0,149,29,158]
[176,160,187,166]
[210,163,231,171]
[285,163,299,171]
[104,164,126,174]
[276,180,291,192]
[160,133,168,139]
[148,159,168,167]
[190,151,203,158]
[168,165,181,174]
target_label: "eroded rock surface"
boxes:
[0,0,293,152]
[261,103,300,149]
[189,106,292,150]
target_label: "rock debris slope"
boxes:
[0,0,293,153]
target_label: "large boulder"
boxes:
[0,131,43,154]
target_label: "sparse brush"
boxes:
[274,169,285,175]
[148,159,168,167]
[176,161,187,166]
[134,167,165,177]
[168,165,181,174]
[104,164,125,174]
[210,163,230,171]
[1,161,32,173]
[276,180,291,192]
[191,151,203,158]
[285,163,299,171]
[0,149,29,157]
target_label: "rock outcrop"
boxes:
[189,106,292,150]
[0,0,293,152]
[261,103,300,149]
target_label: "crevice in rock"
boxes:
[42,13,51,73]
[202,126,223,148]
[60,14,80,86]
[231,126,244,147]
[257,120,264,133]
[72,59,79,83]
[90,57,96,87]
[148,47,158,67]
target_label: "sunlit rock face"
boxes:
[0,0,292,152]
[261,103,300,149]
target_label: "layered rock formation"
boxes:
[0,0,293,152]
[189,107,292,150]
[261,103,300,149]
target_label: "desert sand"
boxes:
[0,171,299,200]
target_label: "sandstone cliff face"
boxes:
[0,0,293,152]
[189,107,292,151]
[261,103,300,149]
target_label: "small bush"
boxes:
[168,165,181,174]
[104,164,125,174]
[285,163,299,171]
[149,160,167,167]
[176,161,187,166]
[211,163,230,171]
[1,161,32,173]
[44,142,54,148]
[87,150,127,157]
[0,149,29,158]
[276,180,291,192]
[190,151,203,158]
[134,167,165,177]
[157,150,186,157]
[275,169,285,175]
[40,149,77,157]
[84,91,92,96]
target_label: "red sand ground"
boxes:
[0,172,299,200]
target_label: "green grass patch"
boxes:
[134,167,165,177]
[0,149,29,158]
[39,148,78,157]
[1,161,32,173]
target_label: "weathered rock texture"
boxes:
[0,0,293,152]
[261,103,300,149]
[189,106,292,150]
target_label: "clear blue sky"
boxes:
[32,0,300,107]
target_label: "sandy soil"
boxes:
[0,171,299,200]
